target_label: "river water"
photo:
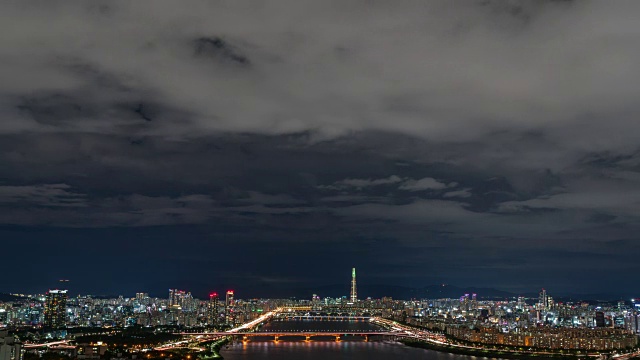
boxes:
[221,320,481,360]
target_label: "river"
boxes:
[221,320,484,360]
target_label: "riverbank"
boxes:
[400,338,592,359]
[198,337,230,360]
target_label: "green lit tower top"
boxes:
[350,267,357,303]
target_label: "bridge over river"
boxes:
[171,308,402,345]
[273,315,371,321]
[179,331,405,342]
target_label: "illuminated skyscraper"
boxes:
[44,289,68,328]
[168,289,192,310]
[169,289,178,306]
[225,290,234,325]
[311,294,321,310]
[462,293,470,310]
[180,292,194,312]
[135,292,150,306]
[350,268,357,303]
[538,288,548,311]
[208,293,219,326]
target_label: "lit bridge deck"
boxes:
[274,315,371,320]
[24,341,72,349]
[180,331,404,341]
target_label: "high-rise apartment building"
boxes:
[168,289,193,310]
[0,331,22,360]
[538,288,548,311]
[459,294,470,310]
[135,292,150,306]
[225,290,234,326]
[44,289,68,328]
[207,293,219,326]
[311,294,321,310]
[595,311,606,327]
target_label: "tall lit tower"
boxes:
[350,268,357,303]
[44,289,68,328]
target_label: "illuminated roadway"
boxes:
[612,350,640,360]
[228,309,278,333]
[167,309,405,346]
[24,340,71,349]
[371,318,608,358]
[158,309,281,350]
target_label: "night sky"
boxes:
[1,1,640,298]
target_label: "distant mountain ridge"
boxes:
[0,293,24,302]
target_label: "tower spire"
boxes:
[350,267,357,303]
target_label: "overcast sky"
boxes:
[1,0,640,298]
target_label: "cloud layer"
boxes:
[1,1,640,146]
[1,1,640,295]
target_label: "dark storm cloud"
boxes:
[2,1,640,143]
[0,184,86,208]
[1,0,640,295]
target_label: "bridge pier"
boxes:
[335,335,340,342]
[364,335,368,342]
[274,335,279,342]
[305,335,311,342]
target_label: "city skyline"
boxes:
[3,280,639,359]
[4,283,639,333]
[5,280,637,303]
[2,2,640,297]
[9,283,640,325]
